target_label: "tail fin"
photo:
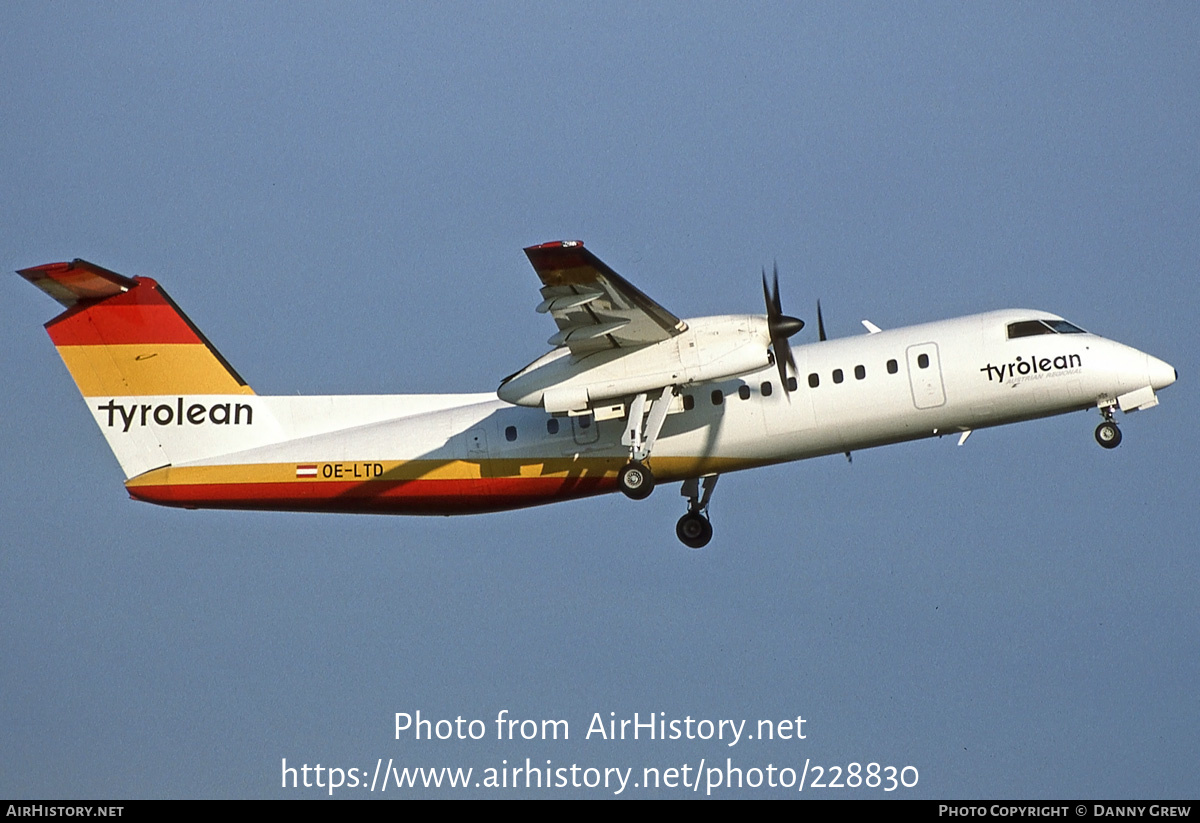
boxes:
[21,260,276,479]
[21,259,253,397]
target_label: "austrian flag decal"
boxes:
[295,464,318,478]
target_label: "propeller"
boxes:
[762,263,805,392]
[817,299,827,342]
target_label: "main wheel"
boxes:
[1095,421,1122,449]
[676,511,713,549]
[618,461,655,500]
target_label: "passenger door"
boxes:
[906,343,946,409]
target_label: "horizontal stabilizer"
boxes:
[18,259,137,308]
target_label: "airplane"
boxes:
[19,240,1176,548]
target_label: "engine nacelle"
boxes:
[497,315,771,412]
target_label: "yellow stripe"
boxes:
[56,344,254,397]
[128,461,486,487]
[126,456,753,488]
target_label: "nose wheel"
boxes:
[1095,420,1122,449]
[1094,404,1122,449]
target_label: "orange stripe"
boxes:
[57,344,254,396]
[126,455,749,489]
[125,456,759,514]
[128,458,614,487]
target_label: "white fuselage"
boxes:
[116,308,1174,517]
[480,308,1172,473]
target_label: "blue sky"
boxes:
[2,3,1197,798]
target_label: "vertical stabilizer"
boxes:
[20,260,278,479]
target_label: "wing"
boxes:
[524,241,687,355]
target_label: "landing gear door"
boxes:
[906,342,946,409]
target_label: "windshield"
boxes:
[1007,319,1087,339]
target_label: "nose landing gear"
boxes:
[1095,420,1122,449]
[1095,405,1122,449]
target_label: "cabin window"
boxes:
[578,415,591,429]
[761,381,773,397]
[787,376,798,392]
[711,390,723,406]
[505,425,517,442]
[918,353,930,369]
[682,394,695,411]
[887,359,898,374]
[738,385,751,400]
[832,368,844,384]
[808,373,819,388]
[855,364,866,380]
[546,418,559,435]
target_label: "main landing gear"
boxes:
[1095,405,1122,450]
[676,475,718,549]
[617,461,654,500]
[614,385,719,548]
[617,386,675,501]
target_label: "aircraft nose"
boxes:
[1147,354,1176,391]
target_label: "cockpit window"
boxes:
[1007,321,1054,338]
[1007,319,1087,339]
[1044,319,1086,334]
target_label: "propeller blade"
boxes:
[772,262,782,316]
[775,337,791,389]
[817,299,827,342]
[761,263,804,394]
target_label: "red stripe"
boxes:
[127,476,618,516]
[46,278,203,346]
[524,240,583,251]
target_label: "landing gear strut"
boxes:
[676,475,718,549]
[618,386,676,501]
[1095,405,1122,449]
